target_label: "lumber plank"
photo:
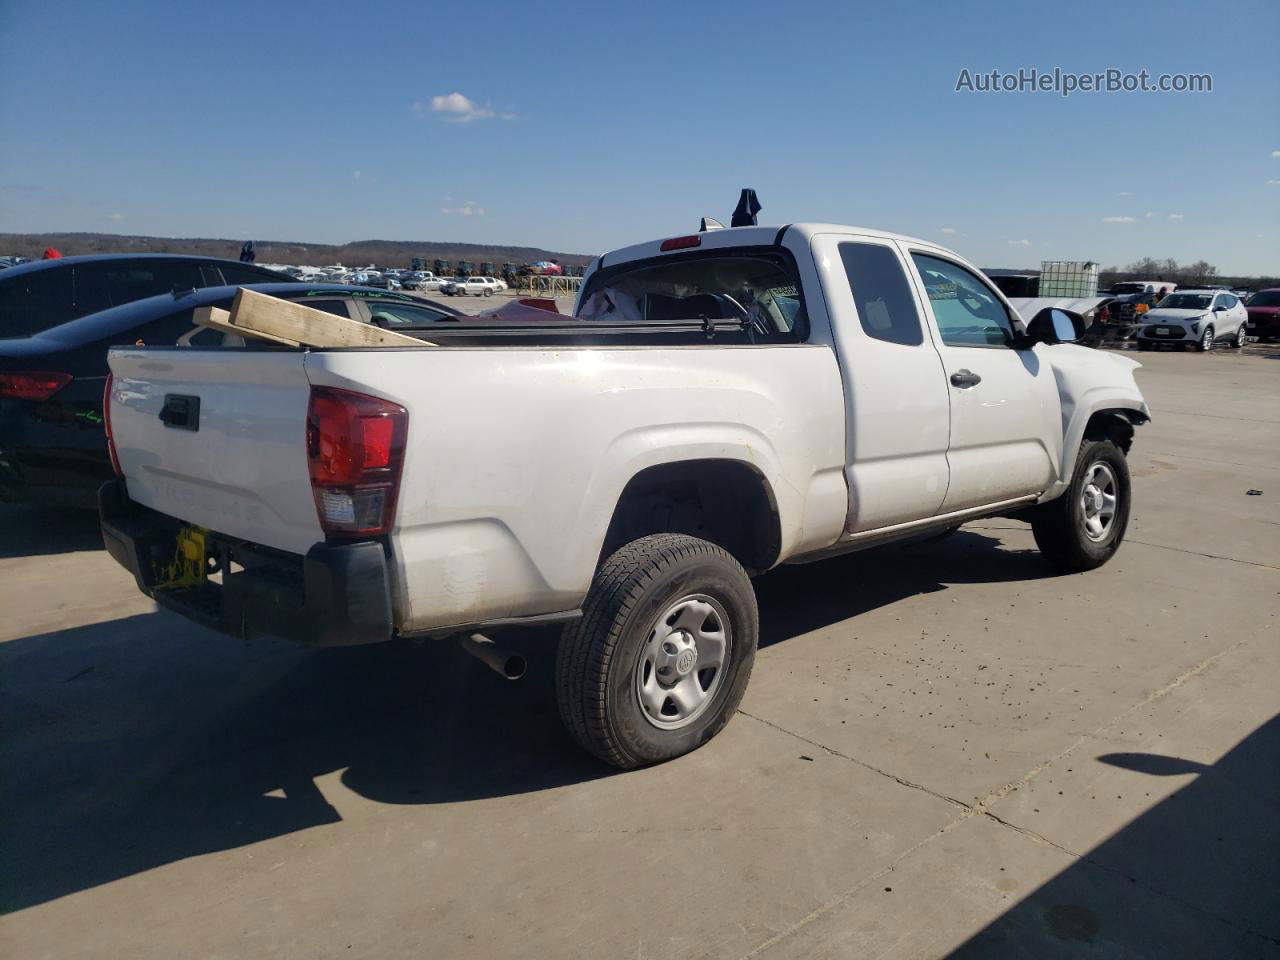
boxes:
[193,306,300,346]
[229,289,434,348]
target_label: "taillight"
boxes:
[103,372,122,477]
[660,235,701,252]
[0,370,73,401]
[306,386,408,538]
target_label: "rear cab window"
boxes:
[577,248,808,342]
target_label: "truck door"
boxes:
[903,249,1059,511]
[815,235,951,531]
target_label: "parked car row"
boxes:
[269,264,515,297]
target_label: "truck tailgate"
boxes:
[107,348,323,555]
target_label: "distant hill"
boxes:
[0,232,597,269]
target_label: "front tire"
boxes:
[1031,439,1131,571]
[1197,326,1214,351]
[556,534,758,768]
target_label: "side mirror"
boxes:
[1213,304,1227,312]
[1026,307,1084,345]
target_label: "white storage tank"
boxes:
[1038,260,1100,298]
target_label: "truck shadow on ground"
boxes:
[2,527,1051,913]
[948,712,1280,958]
[0,504,103,559]
[754,528,1051,649]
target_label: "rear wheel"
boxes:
[556,534,757,768]
[1031,439,1130,571]
[1233,325,1247,349]
[1197,326,1214,351]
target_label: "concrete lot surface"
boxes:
[2,346,1277,958]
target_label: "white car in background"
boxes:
[1136,289,1250,351]
[442,276,498,297]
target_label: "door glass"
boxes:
[217,263,289,285]
[298,299,351,318]
[911,254,1016,347]
[838,242,923,346]
[0,267,78,335]
[365,301,453,326]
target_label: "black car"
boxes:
[0,254,295,338]
[0,283,462,508]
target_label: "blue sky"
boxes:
[1,0,1277,273]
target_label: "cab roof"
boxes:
[598,223,945,270]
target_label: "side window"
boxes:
[910,253,1017,347]
[217,263,287,285]
[1220,294,1237,308]
[838,242,923,346]
[71,264,116,317]
[299,299,351,318]
[178,325,226,347]
[0,267,78,335]
[98,309,198,348]
[92,260,204,308]
[365,301,454,327]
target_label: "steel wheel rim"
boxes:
[1080,461,1119,542]
[635,593,732,730]
[1203,329,1213,350]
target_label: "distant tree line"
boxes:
[1100,257,1277,292]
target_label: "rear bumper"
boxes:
[99,479,394,646]
[1246,314,1280,337]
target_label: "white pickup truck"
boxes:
[100,223,1149,768]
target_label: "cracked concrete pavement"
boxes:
[1,346,1277,958]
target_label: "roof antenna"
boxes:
[700,217,724,232]
[731,188,761,227]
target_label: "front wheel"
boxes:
[1031,439,1131,571]
[1197,325,1214,351]
[556,534,758,768]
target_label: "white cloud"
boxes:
[1272,149,1280,158]
[1102,216,1135,223]
[1145,211,1155,218]
[1268,179,1280,185]
[441,203,486,216]
[352,169,361,181]
[106,211,124,221]
[1007,238,1030,246]
[1167,213,1184,220]
[1117,191,1132,197]
[939,227,957,234]
[427,92,504,123]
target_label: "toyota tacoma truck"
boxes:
[99,223,1149,768]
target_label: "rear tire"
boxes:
[1233,325,1247,349]
[555,534,757,768]
[1031,439,1130,572]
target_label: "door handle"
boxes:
[949,369,982,388]
[159,394,200,431]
